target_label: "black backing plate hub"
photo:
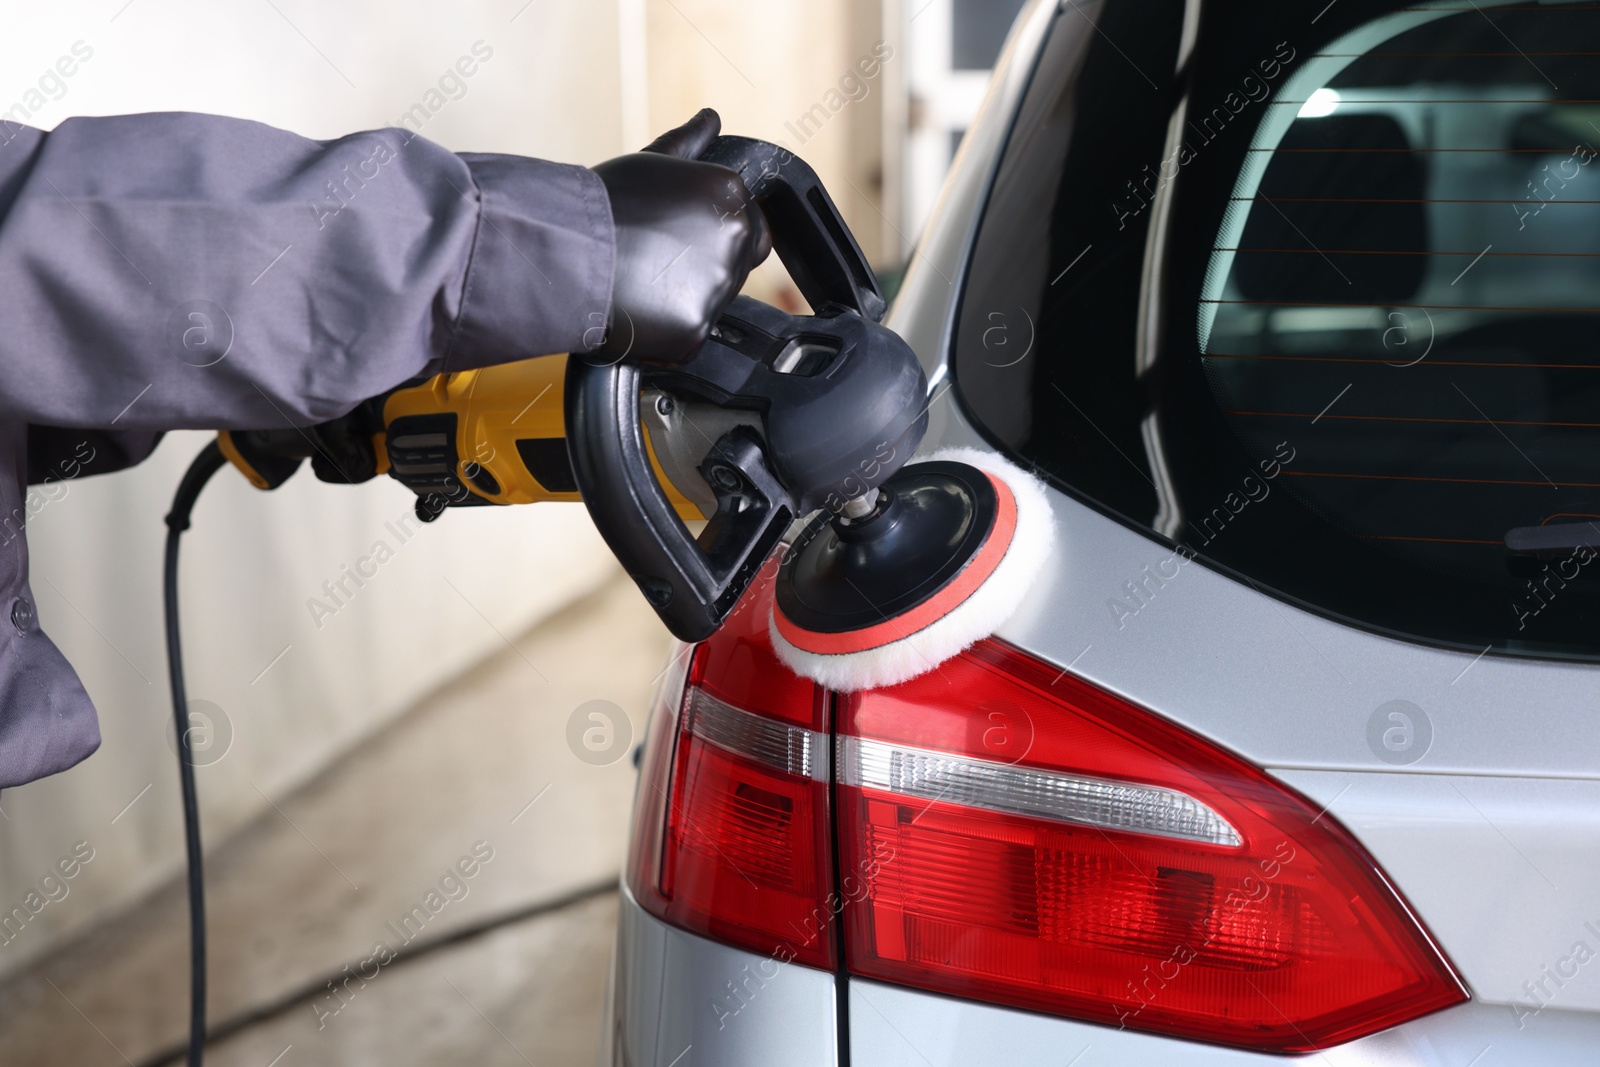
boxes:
[775,460,998,635]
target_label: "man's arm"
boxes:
[0,112,613,431]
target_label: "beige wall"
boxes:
[640,0,891,304]
[0,0,891,978]
[0,1,634,979]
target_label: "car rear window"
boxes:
[954,0,1600,660]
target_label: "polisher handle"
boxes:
[564,358,792,642]
[565,135,903,640]
[699,136,887,322]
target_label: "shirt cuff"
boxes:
[447,154,615,369]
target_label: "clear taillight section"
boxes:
[837,640,1466,1052]
[627,567,836,968]
[628,577,1467,1051]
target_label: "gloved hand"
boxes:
[586,108,771,365]
[220,396,387,489]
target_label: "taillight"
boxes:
[837,640,1467,1052]
[627,567,836,968]
[630,567,1467,1052]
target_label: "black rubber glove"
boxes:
[223,396,385,489]
[587,108,771,365]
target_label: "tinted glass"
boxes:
[953,0,1032,70]
[954,1,1600,658]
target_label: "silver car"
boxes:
[601,0,1600,1061]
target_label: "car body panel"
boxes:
[918,410,1600,782]
[605,886,837,1067]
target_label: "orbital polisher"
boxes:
[215,135,1053,691]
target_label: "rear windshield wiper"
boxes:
[1505,521,1600,559]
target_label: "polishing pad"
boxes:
[769,447,1054,691]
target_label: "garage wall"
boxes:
[0,0,634,980]
[0,0,890,980]
[641,0,893,300]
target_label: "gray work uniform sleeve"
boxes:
[0,112,616,788]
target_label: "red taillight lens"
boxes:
[838,640,1466,1051]
[627,569,836,968]
[631,564,1467,1052]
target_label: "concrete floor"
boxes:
[0,574,674,1067]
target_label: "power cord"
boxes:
[163,441,227,1067]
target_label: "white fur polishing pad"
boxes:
[769,447,1055,692]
